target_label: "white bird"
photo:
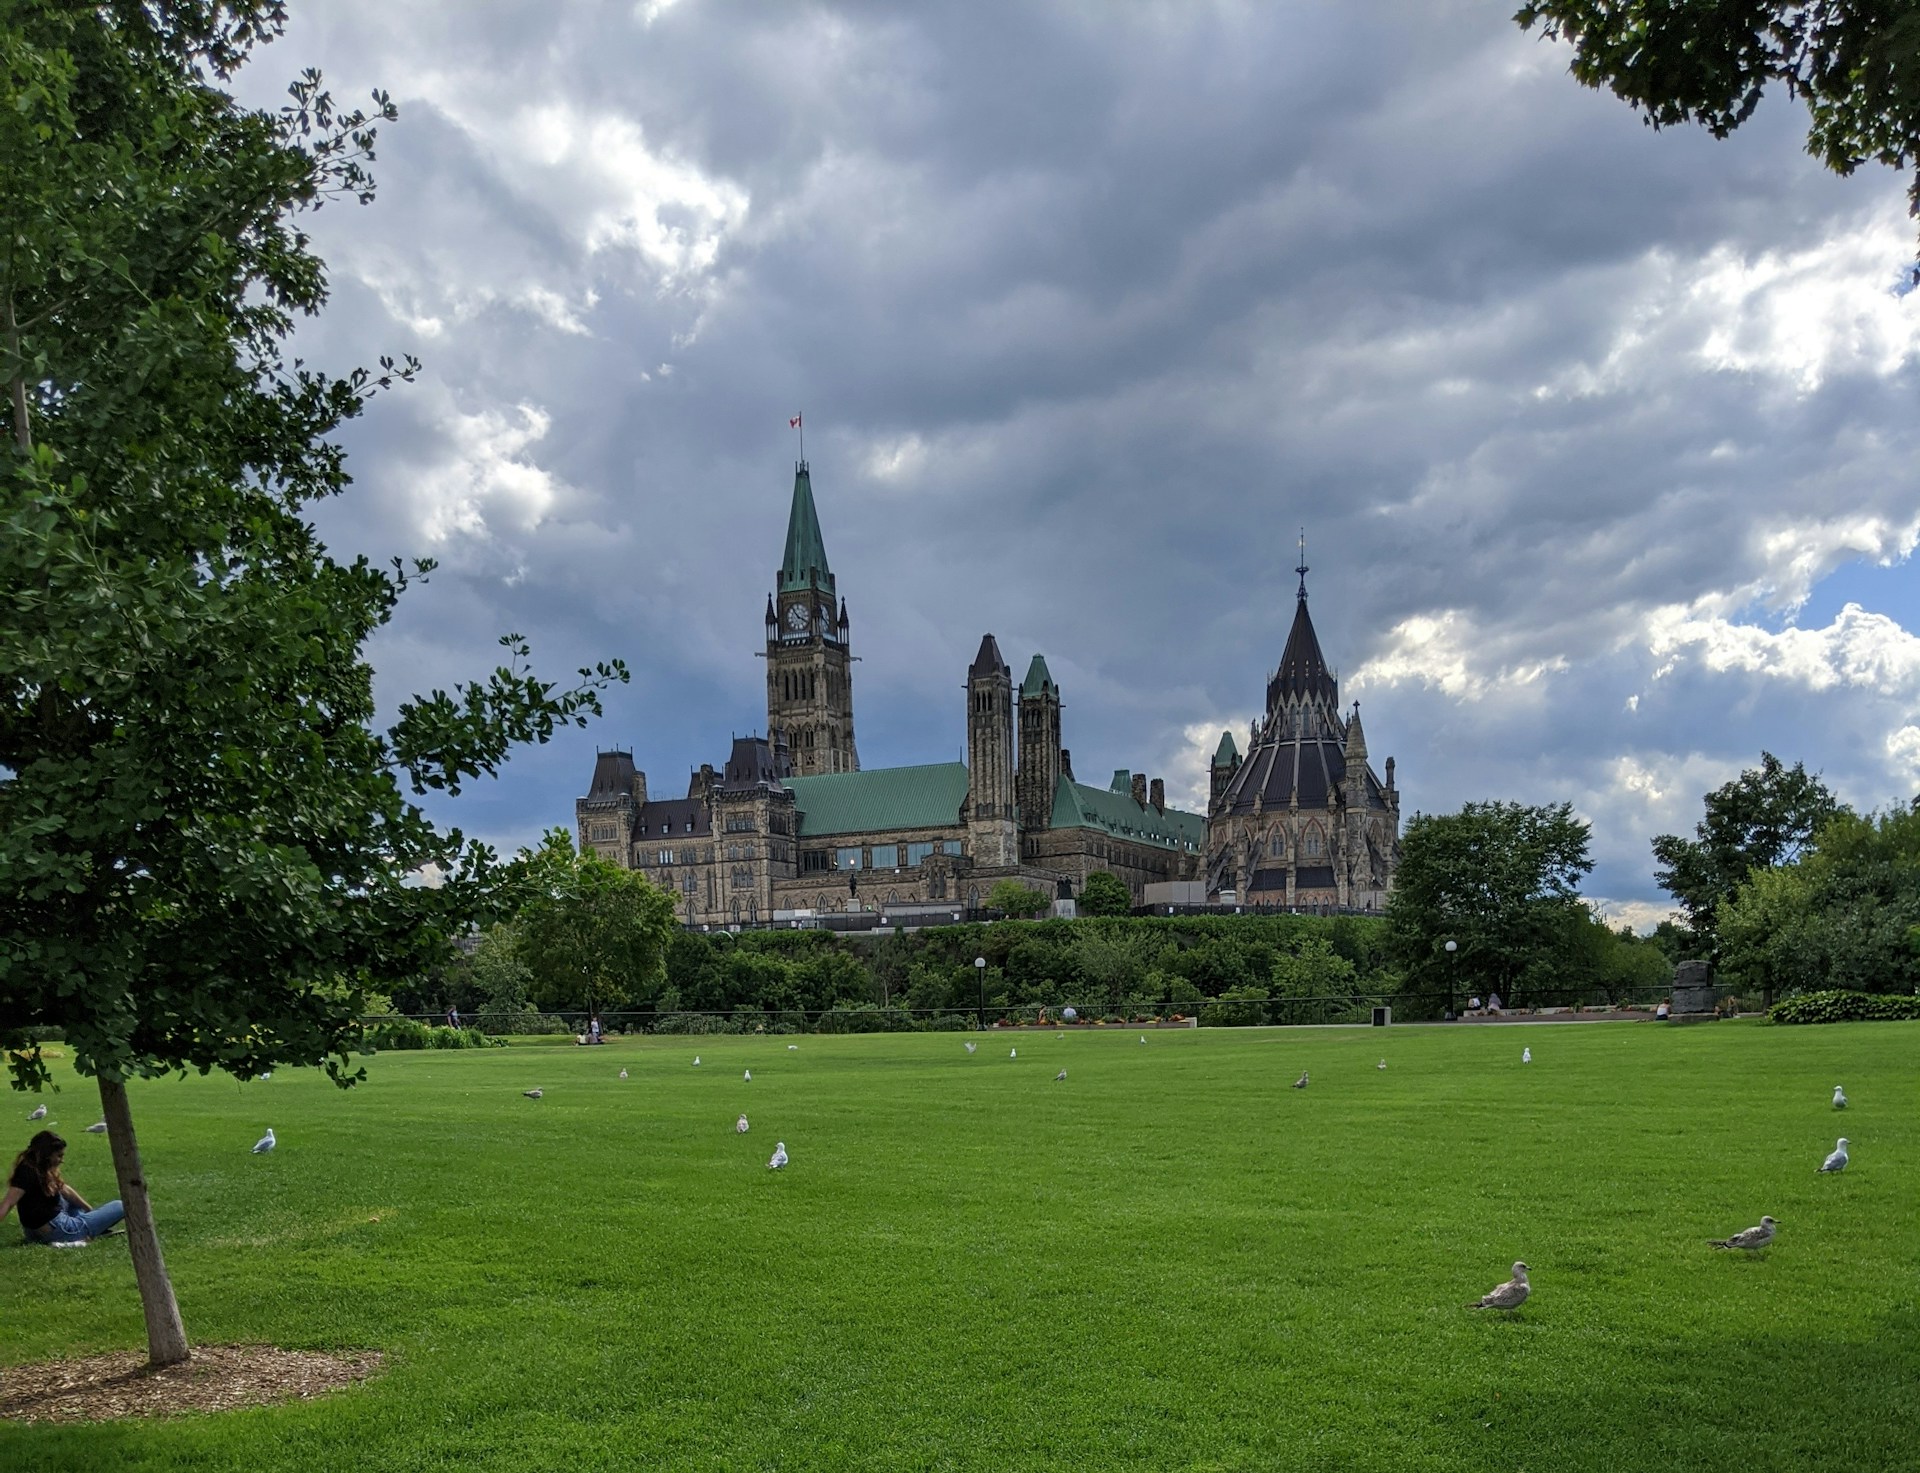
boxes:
[1140,1035,1147,1044]
[1055,1069,1067,1082]
[743,1069,752,1081]
[768,1141,788,1170]
[1010,1048,1017,1058]
[27,1104,47,1121]
[523,1088,543,1099]
[965,1042,977,1054]
[1377,1059,1387,1070]
[1832,1085,1847,1109]
[1292,1071,1308,1089]
[252,1127,276,1154]
[1057,1032,1064,1039]
[693,1056,700,1066]
[1709,1216,1777,1251]
[1467,1261,1529,1310]
[85,1122,107,1134]
[618,1069,628,1080]
[1819,1137,1849,1172]
[788,1044,798,1050]
[258,1071,271,1081]
[736,1114,750,1134]
[1522,1047,1532,1063]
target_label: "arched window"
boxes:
[1267,829,1285,859]
[1302,825,1325,859]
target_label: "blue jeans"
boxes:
[27,1200,125,1244]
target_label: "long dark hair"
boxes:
[12,1130,66,1196]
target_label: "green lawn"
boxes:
[3,1021,1916,1471]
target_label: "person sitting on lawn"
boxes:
[1655,999,1671,1020]
[1486,992,1503,1014]
[2,1131,125,1245]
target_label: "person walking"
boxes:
[1,1131,125,1244]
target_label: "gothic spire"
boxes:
[779,461,836,597]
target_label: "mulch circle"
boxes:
[0,1344,384,1423]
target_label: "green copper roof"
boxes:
[786,762,969,837]
[1050,776,1205,851]
[779,462,835,596]
[1212,730,1240,767]
[1020,654,1055,697]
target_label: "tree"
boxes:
[987,878,1052,917]
[1078,870,1133,917]
[1516,3,1920,246]
[1385,801,1595,1003]
[1651,752,1843,955]
[1718,803,1920,998]
[0,6,624,1367]
[509,833,677,1015]
[1270,936,1358,998]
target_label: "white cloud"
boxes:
[1887,726,1920,784]
[1352,611,1568,703]
[412,397,565,546]
[1646,601,1920,696]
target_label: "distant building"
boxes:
[1203,551,1401,910]
[577,461,1204,923]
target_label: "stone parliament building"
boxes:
[577,463,1399,925]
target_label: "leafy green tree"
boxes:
[987,878,1052,917]
[1719,804,1920,998]
[1270,936,1358,998]
[511,833,678,1015]
[470,924,536,1020]
[1516,2,1920,243]
[1078,870,1134,917]
[0,6,624,1367]
[1385,801,1595,1005]
[1651,752,1843,955]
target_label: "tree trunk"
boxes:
[97,1075,190,1367]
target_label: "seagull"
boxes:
[252,1127,276,1154]
[1292,1071,1308,1089]
[1522,1047,1532,1063]
[736,1114,750,1134]
[965,1042,977,1054]
[523,1088,543,1099]
[618,1069,628,1079]
[1467,1261,1529,1311]
[1010,1048,1017,1058]
[743,1069,752,1081]
[693,1056,700,1066]
[1709,1216,1777,1251]
[1378,1059,1387,1070]
[768,1141,788,1170]
[27,1104,47,1121]
[258,1071,272,1081]
[1140,1035,1147,1044]
[85,1122,107,1133]
[1819,1137,1849,1172]
[788,1044,799,1050]
[1832,1085,1847,1109]
[1055,1069,1067,1082]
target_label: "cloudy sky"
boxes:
[247,1,1920,925]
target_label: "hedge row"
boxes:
[1767,990,1920,1025]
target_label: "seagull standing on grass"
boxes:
[85,1122,107,1134]
[1709,1216,1777,1251]
[1378,1059,1387,1070]
[1832,1085,1847,1109]
[1522,1047,1532,1063]
[1467,1262,1529,1310]
[736,1115,750,1134]
[1140,1035,1147,1044]
[1292,1071,1308,1089]
[788,1044,799,1051]
[965,1042,977,1054]
[618,1069,628,1079]
[1055,1069,1067,1082]
[1819,1138,1849,1172]
[693,1056,700,1066]
[27,1104,48,1121]
[522,1088,543,1099]
[1010,1048,1017,1059]
[744,1069,752,1082]
[252,1128,276,1154]
[768,1142,788,1170]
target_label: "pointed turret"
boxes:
[1343,701,1367,760]
[1212,730,1240,768]
[1020,653,1054,697]
[1209,729,1241,808]
[967,634,1017,866]
[779,461,835,597]
[1017,653,1062,835]
[970,632,1008,679]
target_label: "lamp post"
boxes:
[1444,939,1458,1020]
[975,955,987,1031]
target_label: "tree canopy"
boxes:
[987,879,1052,918]
[508,832,678,1014]
[1078,870,1133,917]
[1650,752,1842,955]
[1385,800,1595,1004]
[1516,2,1920,245]
[0,1,623,1365]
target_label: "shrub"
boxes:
[1200,984,1270,1028]
[816,1003,914,1033]
[650,1011,743,1035]
[475,1010,571,1036]
[1768,990,1920,1025]
[365,1020,489,1051]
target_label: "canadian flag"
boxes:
[789,414,803,429]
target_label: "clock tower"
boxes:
[765,460,858,775]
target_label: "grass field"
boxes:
[2,1020,1916,1471]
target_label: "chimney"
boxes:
[1059,748,1074,780]
[1150,778,1165,813]
[631,769,648,806]
[1131,773,1147,808]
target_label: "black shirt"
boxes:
[9,1162,61,1231]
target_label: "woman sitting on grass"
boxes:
[1,1130,125,1245]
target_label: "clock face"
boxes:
[786,604,809,631]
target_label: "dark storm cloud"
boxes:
[246,1,1920,909]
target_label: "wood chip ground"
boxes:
[0,1344,384,1423]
